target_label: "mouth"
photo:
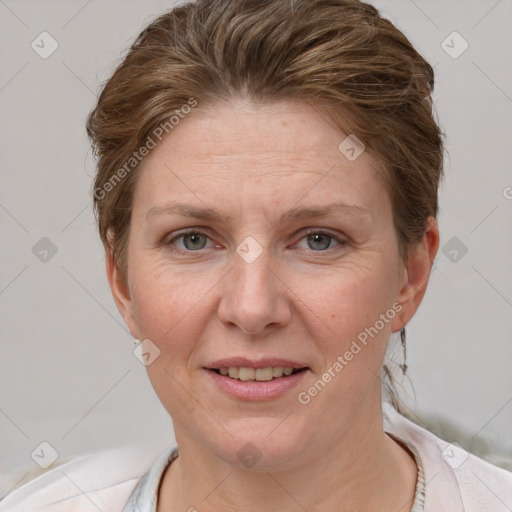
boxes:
[203,359,310,400]
[208,366,308,381]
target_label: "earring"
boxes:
[400,327,407,375]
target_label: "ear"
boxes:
[391,216,439,332]
[105,250,139,339]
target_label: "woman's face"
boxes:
[110,98,432,469]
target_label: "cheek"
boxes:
[294,260,397,344]
[293,270,397,408]
[129,265,214,412]
[129,259,215,353]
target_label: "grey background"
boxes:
[1,0,511,489]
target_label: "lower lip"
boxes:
[205,369,309,401]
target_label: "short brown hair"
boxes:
[87,0,443,282]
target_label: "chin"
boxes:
[203,416,313,471]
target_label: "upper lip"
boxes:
[205,357,309,369]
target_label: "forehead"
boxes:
[133,98,390,218]
[150,98,361,169]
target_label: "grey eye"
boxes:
[307,233,333,251]
[182,232,208,250]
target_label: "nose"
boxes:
[217,249,291,335]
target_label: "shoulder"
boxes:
[384,408,512,512]
[0,444,170,512]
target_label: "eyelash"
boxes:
[165,228,347,254]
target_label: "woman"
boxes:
[2,0,511,510]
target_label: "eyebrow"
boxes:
[145,202,370,224]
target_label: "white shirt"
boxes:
[2,410,511,511]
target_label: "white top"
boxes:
[2,409,511,511]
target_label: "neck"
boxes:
[158,406,417,512]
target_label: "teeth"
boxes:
[273,367,283,377]
[217,366,298,381]
[255,367,273,381]
[239,367,255,381]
